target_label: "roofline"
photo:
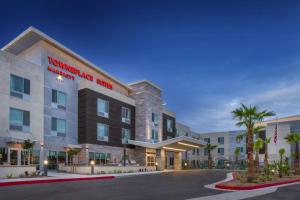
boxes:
[1,26,133,92]
[128,80,162,91]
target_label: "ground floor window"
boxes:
[21,150,29,165]
[10,149,18,165]
[147,155,156,166]
[0,148,8,164]
[89,152,110,165]
[48,151,67,169]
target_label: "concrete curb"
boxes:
[0,171,163,187]
[0,176,115,187]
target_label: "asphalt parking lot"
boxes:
[0,170,228,200]
[245,184,300,200]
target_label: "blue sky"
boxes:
[1,0,300,132]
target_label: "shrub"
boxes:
[6,174,13,179]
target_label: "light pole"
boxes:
[90,160,95,174]
[43,160,48,176]
[155,162,158,171]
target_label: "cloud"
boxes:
[180,80,300,133]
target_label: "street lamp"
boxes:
[43,160,48,176]
[155,162,158,171]
[90,160,95,174]
[184,162,187,169]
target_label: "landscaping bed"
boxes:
[216,171,300,190]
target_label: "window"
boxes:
[147,155,155,166]
[122,128,131,144]
[122,107,131,124]
[197,149,199,156]
[91,152,107,165]
[51,117,66,137]
[192,149,195,155]
[152,113,159,126]
[238,147,244,153]
[9,108,30,132]
[218,137,224,144]
[218,148,224,155]
[52,89,67,109]
[204,138,210,144]
[97,123,109,141]
[0,148,8,164]
[10,74,30,99]
[151,129,159,142]
[167,119,173,132]
[204,148,208,156]
[97,98,109,118]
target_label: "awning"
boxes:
[128,136,205,152]
[64,144,82,149]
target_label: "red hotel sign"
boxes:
[47,56,113,90]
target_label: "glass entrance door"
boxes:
[10,149,18,165]
[165,151,175,169]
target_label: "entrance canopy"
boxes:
[128,136,205,152]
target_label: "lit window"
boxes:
[167,119,173,132]
[10,74,30,99]
[52,89,67,109]
[122,128,131,144]
[51,117,66,137]
[122,107,131,124]
[9,108,30,132]
[97,98,109,118]
[97,123,109,141]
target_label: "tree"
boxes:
[22,140,35,165]
[284,132,300,174]
[205,143,217,169]
[278,148,285,178]
[253,138,263,172]
[264,137,271,168]
[234,147,241,164]
[232,103,275,182]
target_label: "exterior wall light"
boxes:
[90,160,95,174]
[43,160,48,176]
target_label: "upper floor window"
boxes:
[97,98,109,118]
[10,74,30,99]
[204,138,210,144]
[218,137,224,144]
[238,147,244,153]
[151,129,159,143]
[204,148,208,156]
[97,123,109,142]
[122,128,131,144]
[218,148,224,155]
[52,89,67,110]
[51,117,66,137]
[152,113,159,126]
[9,108,30,132]
[167,119,173,132]
[197,149,200,156]
[121,107,131,124]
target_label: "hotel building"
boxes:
[0,27,204,172]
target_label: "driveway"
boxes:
[0,170,228,200]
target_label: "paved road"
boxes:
[0,170,228,200]
[245,184,300,200]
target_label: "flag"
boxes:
[274,123,277,144]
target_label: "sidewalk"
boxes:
[0,171,163,187]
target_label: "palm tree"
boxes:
[253,138,263,172]
[264,137,271,168]
[278,148,285,178]
[234,147,241,164]
[284,132,300,174]
[232,103,275,182]
[205,143,217,169]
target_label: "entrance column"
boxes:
[156,148,166,170]
[174,151,182,170]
